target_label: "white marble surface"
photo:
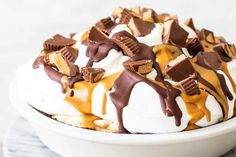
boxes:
[3,118,61,157]
[2,118,236,157]
[1,0,236,156]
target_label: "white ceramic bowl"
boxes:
[9,79,236,157]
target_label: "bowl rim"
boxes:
[9,79,236,145]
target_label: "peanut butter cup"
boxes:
[44,34,76,51]
[165,55,195,82]
[123,59,153,75]
[81,67,105,83]
[112,32,140,57]
[163,20,188,47]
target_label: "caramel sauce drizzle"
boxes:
[79,114,101,130]
[154,47,211,128]
[181,90,210,126]
[155,46,175,71]
[102,93,107,115]
[192,62,229,120]
[221,62,236,94]
[64,72,121,115]
[185,124,200,131]
[154,49,231,126]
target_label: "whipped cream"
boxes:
[17,60,80,115]
[17,13,236,133]
[123,82,189,133]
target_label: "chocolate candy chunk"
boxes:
[175,76,200,96]
[213,43,236,62]
[186,38,204,56]
[198,29,216,51]
[119,8,138,24]
[165,55,195,82]
[128,17,155,36]
[131,6,142,17]
[215,36,227,44]
[88,26,108,43]
[44,47,78,65]
[95,17,116,34]
[195,51,223,70]
[70,33,76,39]
[184,18,196,31]
[81,67,105,83]
[112,7,124,19]
[112,32,140,57]
[59,46,78,63]
[163,20,189,47]
[112,30,138,43]
[198,29,215,43]
[45,52,79,76]
[43,52,53,65]
[157,13,171,23]
[118,7,155,37]
[44,34,76,51]
[142,8,158,23]
[123,59,153,75]
[167,15,179,23]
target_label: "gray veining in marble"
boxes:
[3,118,60,157]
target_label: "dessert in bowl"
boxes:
[11,6,236,157]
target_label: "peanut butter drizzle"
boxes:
[221,62,236,94]
[153,49,214,127]
[192,63,229,120]
[181,90,210,126]
[80,114,101,130]
[64,72,122,115]
[154,46,175,71]
[102,93,107,115]
[185,124,200,131]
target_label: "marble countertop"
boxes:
[2,118,236,157]
[1,0,236,156]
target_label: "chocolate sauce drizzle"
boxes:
[193,56,233,119]
[44,65,66,93]
[138,43,163,80]
[86,39,120,67]
[195,52,233,101]
[84,30,171,132]
[32,8,236,134]
[85,30,163,80]
[44,65,83,93]
[32,56,44,69]
[68,74,84,88]
[110,70,182,133]
[112,31,163,80]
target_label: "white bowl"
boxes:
[9,79,236,157]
